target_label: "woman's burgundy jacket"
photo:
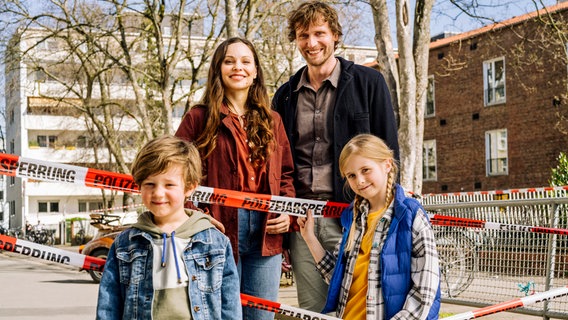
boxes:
[175,105,296,261]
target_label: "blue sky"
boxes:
[344,0,560,47]
[19,0,561,47]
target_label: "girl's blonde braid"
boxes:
[345,195,363,252]
[385,169,395,206]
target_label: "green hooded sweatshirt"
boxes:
[133,209,214,319]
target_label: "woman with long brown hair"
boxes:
[175,37,295,319]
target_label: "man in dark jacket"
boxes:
[272,0,399,312]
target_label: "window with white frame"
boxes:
[38,201,60,213]
[36,135,58,148]
[423,140,437,181]
[485,129,508,175]
[9,140,15,186]
[9,200,15,217]
[483,57,506,106]
[36,38,59,51]
[425,76,435,117]
[78,201,103,213]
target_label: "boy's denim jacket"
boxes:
[96,227,242,320]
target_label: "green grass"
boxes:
[439,312,455,318]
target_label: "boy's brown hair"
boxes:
[287,0,343,49]
[131,135,202,191]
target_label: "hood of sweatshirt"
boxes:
[132,209,216,289]
[133,208,214,239]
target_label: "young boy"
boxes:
[96,135,241,320]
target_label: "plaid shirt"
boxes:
[316,193,440,319]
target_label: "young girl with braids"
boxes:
[175,37,294,320]
[298,134,441,319]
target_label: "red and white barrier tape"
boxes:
[4,153,568,234]
[241,294,340,320]
[90,203,145,214]
[424,185,568,198]
[0,234,104,271]
[442,286,568,320]
[0,234,337,320]
[0,153,347,218]
[429,214,568,236]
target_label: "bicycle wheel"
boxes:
[435,229,477,297]
[74,230,85,245]
[45,232,54,246]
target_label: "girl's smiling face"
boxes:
[343,154,392,210]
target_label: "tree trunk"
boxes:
[412,0,435,194]
[395,0,417,191]
[370,0,400,124]
[225,0,238,37]
[370,0,434,194]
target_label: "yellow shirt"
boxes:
[342,208,385,319]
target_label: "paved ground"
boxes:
[277,281,545,320]
[0,243,549,319]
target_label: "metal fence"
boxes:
[422,189,568,319]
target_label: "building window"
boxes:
[425,76,435,117]
[9,140,15,186]
[423,140,437,181]
[77,135,92,148]
[78,201,104,212]
[37,135,58,148]
[485,129,508,175]
[30,69,48,83]
[38,201,60,213]
[9,200,15,217]
[483,57,506,106]
[38,38,60,51]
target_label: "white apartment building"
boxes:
[4,24,378,236]
[4,26,188,233]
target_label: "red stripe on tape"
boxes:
[471,299,523,317]
[85,168,139,192]
[0,234,18,251]
[82,255,106,272]
[0,153,20,177]
[241,293,282,309]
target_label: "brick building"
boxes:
[422,2,568,193]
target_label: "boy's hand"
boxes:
[266,214,290,234]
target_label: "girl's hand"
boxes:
[297,210,325,262]
[297,210,315,241]
[266,214,290,234]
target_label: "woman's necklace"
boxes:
[227,103,246,128]
[227,102,245,116]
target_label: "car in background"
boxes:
[79,212,137,283]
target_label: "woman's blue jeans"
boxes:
[238,209,281,320]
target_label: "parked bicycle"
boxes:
[73,228,86,245]
[7,228,23,239]
[435,229,477,298]
[26,224,55,245]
